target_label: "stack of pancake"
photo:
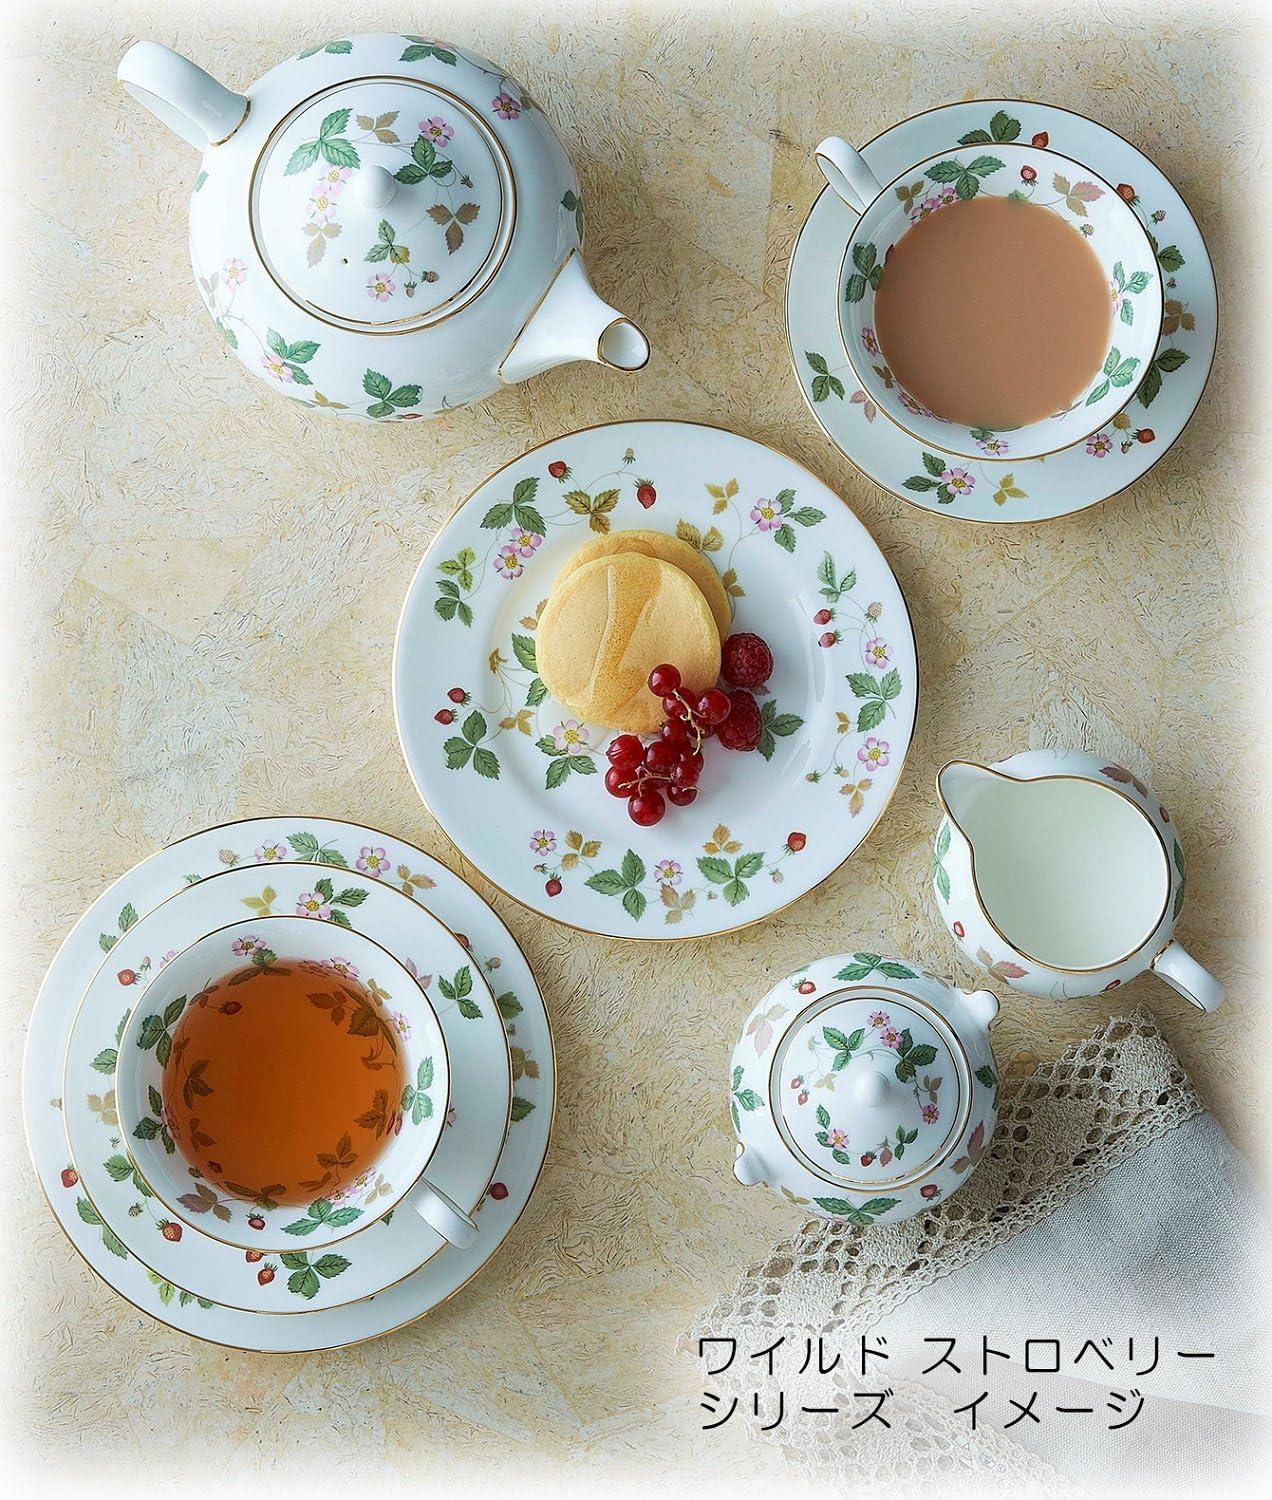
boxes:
[537,530,731,733]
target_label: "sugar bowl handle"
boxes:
[813,137,884,214]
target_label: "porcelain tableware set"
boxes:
[24,31,1224,1340]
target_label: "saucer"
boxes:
[62,865,510,1312]
[394,420,918,939]
[23,818,553,1350]
[788,100,1216,523]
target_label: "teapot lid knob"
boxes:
[356,164,399,212]
[850,1068,890,1109]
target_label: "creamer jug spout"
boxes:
[936,759,999,834]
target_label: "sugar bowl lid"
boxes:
[250,77,514,333]
[771,987,971,1189]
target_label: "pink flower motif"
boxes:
[977,435,1009,456]
[861,327,880,355]
[654,859,682,885]
[260,353,294,383]
[750,498,781,531]
[315,164,351,195]
[880,1026,902,1049]
[552,720,590,753]
[231,936,263,957]
[392,1011,411,1039]
[858,736,891,770]
[508,528,543,558]
[420,116,454,146]
[868,1010,890,1028]
[529,830,556,855]
[1086,431,1113,457]
[863,637,890,668]
[295,891,332,920]
[307,187,339,224]
[898,388,937,419]
[323,958,360,980]
[366,270,396,302]
[494,544,524,580]
[921,1104,940,1124]
[825,1127,849,1149]
[222,257,247,285]
[254,839,290,862]
[356,846,389,877]
[491,91,522,120]
[939,466,975,495]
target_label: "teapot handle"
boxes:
[118,42,248,153]
[1151,940,1225,1013]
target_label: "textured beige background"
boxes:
[3,0,1266,1487]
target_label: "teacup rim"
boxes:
[113,911,452,1251]
[837,140,1164,462]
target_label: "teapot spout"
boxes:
[936,759,998,836]
[500,250,649,385]
[119,41,249,153]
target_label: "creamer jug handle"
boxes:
[1151,941,1225,1013]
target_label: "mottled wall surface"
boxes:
[3,0,1265,1486]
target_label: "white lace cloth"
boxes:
[683,1012,1258,1494]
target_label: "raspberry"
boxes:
[720,632,773,688]
[716,690,762,751]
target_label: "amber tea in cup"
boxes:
[872,195,1112,431]
[160,948,407,1208]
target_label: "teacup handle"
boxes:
[814,136,885,214]
[405,1176,479,1249]
[1151,941,1226,1013]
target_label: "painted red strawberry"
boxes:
[1137,428,1155,443]
[920,1183,940,1199]
[787,832,807,853]
[797,979,816,995]
[1020,165,1037,182]
[952,921,965,939]
[861,1152,875,1166]
[220,1001,242,1016]
[635,479,656,509]
[160,1220,182,1242]
[435,708,456,725]
[1031,132,1049,148]
[455,933,470,949]
[245,1249,263,1262]
[547,460,569,480]
[61,1167,79,1189]
[117,968,137,986]
[257,1264,276,1285]
[490,1182,509,1201]
[819,631,838,648]
[545,878,562,897]
[797,1091,808,1105]
[248,1213,266,1230]
[813,608,833,625]
[447,687,467,704]
[1117,183,1138,203]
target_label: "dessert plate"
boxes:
[22,818,553,1350]
[788,100,1216,523]
[395,420,918,939]
[62,866,510,1312]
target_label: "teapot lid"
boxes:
[772,989,969,1188]
[249,78,514,334]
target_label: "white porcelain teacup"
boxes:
[814,136,1163,462]
[116,915,480,1253]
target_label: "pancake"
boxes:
[551,529,733,639]
[537,552,721,733]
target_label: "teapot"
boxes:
[730,953,999,1226]
[933,748,1224,1009]
[118,34,649,421]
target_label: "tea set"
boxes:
[22,32,1221,1343]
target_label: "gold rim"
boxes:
[26,815,552,1345]
[246,78,517,336]
[106,909,459,1257]
[785,97,1219,527]
[61,869,512,1302]
[936,761,1173,974]
[390,418,921,944]
[767,983,975,1192]
[834,143,1166,462]
[595,316,651,371]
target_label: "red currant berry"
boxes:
[666,784,698,807]
[607,734,644,768]
[659,718,689,747]
[628,790,666,826]
[672,756,701,789]
[663,693,690,721]
[605,765,636,798]
[643,741,677,774]
[696,688,732,725]
[647,663,681,696]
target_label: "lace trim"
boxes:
[685,1010,1202,1490]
